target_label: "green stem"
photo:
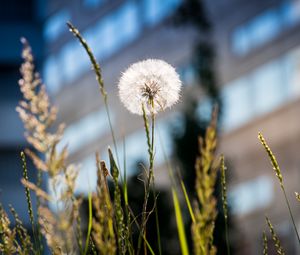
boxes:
[36,169,44,254]
[104,98,121,172]
[281,185,300,244]
[224,216,230,255]
[138,105,156,254]
[150,113,162,255]
[84,192,93,255]
[20,152,40,254]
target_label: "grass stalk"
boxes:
[83,192,92,255]
[127,206,155,255]
[109,148,127,255]
[35,169,44,254]
[122,138,134,255]
[20,151,40,255]
[67,22,121,170]
[220,155,230,255]
[263,231,268,255]
[258,133,300,244]
[265,216,285,255]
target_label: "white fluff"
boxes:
[118,59,182,115]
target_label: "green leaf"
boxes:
[172,188,189,255]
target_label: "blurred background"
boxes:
[1,0,300,254]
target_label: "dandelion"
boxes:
[118,59,182,115]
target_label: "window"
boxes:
[221,44,300,131]
[232,27,251,55]
[285,47,300,98]
[59,109,114,154]
[280,0,300,27]
[44,10,71,42]
[229,175,273,215]
[251,60,285,115]
[231,1,300,56]
[84,22,107,60]
[115,2,141,44]
[43,56,61,93]
[248,9,281,48]
[59,41,89,83]
[222,78,253,130]
[144,0,182,26]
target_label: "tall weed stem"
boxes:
[220,155,230,255]
[67,22,121,170]
[258,133,300,244]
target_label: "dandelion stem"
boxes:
[151,112,162,255]
[138,105,152,254]
[138,104,161,255]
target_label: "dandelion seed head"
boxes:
[118,59,182,115]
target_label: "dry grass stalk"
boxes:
[0,205,19,254]
[16,39,80,254]
[9,205,34,254]
[258,133,300,243]
[220,155,230,255]
[295,192,300,202]
[192,108,218,255]
[109,148,127,254]
[92,154,116,254]
[258,133,283,187]
[262,231,268,255]
[265,216,285,255]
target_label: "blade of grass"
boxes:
[179,178,195,223]
[172,188,189,255]
[157,125,192,254]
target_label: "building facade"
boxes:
[207,0,300,253]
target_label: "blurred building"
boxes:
[205,0,300,253]
[0,0,44,225]
[42,0,300,254]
